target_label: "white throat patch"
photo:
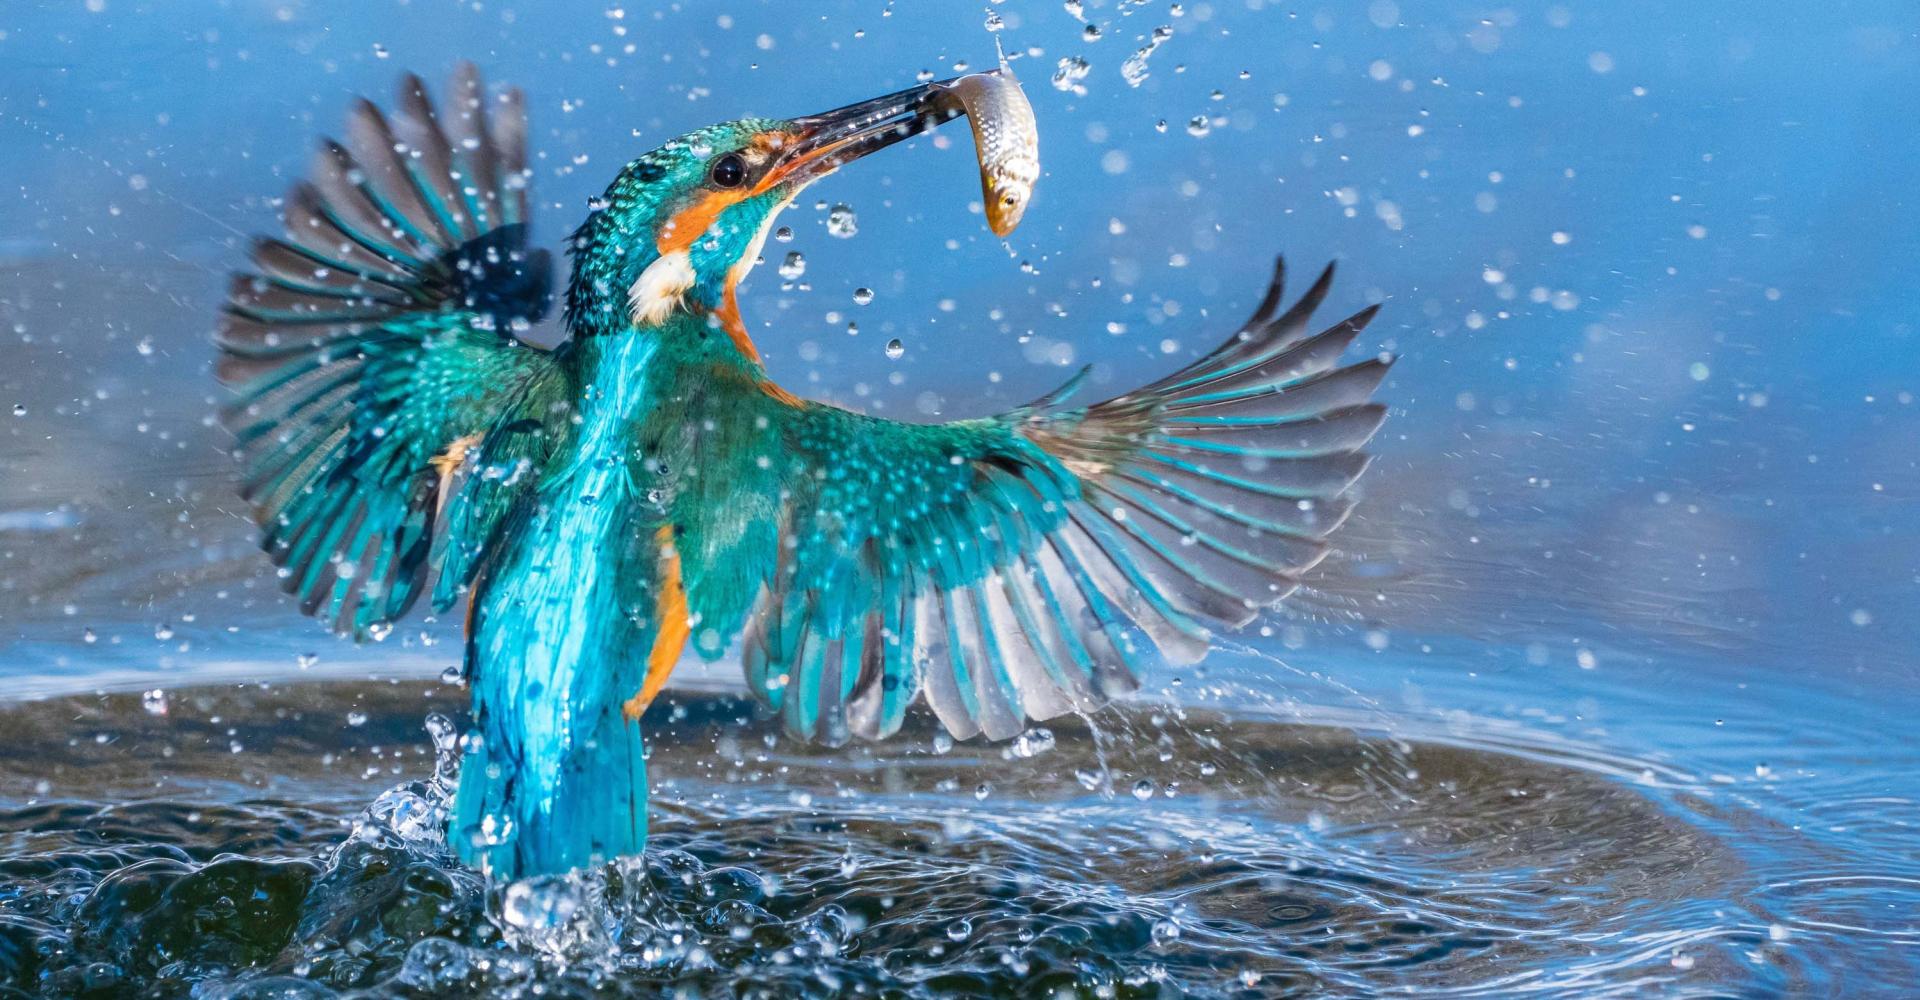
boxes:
[628,249,695,327]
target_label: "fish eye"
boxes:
[710,153,747,189]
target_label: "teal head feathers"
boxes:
[565,84,964,354]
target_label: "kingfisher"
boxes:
[217,64,1389,879]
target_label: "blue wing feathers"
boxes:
[749,256,1386,746]
[219,64,557,640]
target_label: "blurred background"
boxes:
[1,1,1917,992]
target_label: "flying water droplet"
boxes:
[1010,727,1056,758]
[1186,115,1211,137]
[1052,56,1091,96]
[826,204,858,238]
[778,252,806,280]
[852,287,874,305]
[773,225,793,242]
[1121,26,1174,87]
[1132,778,1156,800]
[141,689,168,716]
[884,338,905,360]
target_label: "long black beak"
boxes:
[769,77,971,187]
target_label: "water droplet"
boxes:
[1132,778,1156,800]
[297,652,319,669]
[9,404,23,417]
[852,287,874,306]
[439,664,464,686]
[778,251,806,280]
[1082,23,1102,41]
[1186,115,1211,137]
[372,42,390,59]
[1010,727,1056,758]
[983,8,1004,31]
[826,204,858,238]
[884,338,905,360]
[501,878,580,931]
[1052,56,1092,95]
[948,918,973,941]
[153,623,174,641]
[773,225,794,242]
[1122,25,1174,87]
[400,937,470,990]
[346,711,368,727]
[141,689,168,716]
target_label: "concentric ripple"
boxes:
[0,681,1814,998]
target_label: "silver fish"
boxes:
[941,61,1040,237]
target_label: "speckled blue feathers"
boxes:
[742,258,1387,746]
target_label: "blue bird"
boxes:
[216,65,1389,879]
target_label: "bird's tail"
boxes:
[448,563,651,879]
[449,693,647,879]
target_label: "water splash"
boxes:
[1120,25,1174,87]
[1051,56,1091,96]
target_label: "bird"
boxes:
[216,64,1390,880]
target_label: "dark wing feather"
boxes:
[218,64,566,639]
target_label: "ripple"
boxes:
[0,682,1819,997]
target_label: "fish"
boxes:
[940,60,1040,237]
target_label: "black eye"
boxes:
[710,153,747,189]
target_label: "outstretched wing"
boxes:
[218,65,568,638]
[743,258,1388,745]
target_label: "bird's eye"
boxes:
[709,153,747,189]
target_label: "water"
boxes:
[3,1,1918,996]
[0,677,1878,997]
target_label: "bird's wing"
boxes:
[218,64,569,638]
[742,259,1388,745]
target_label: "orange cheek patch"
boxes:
[656,190,745,255]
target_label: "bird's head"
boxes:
[566,80,966,356]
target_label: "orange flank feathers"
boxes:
[624,525,691,721]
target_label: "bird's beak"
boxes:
[765,78,969,190]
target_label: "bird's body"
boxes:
[218,65,1390,879]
